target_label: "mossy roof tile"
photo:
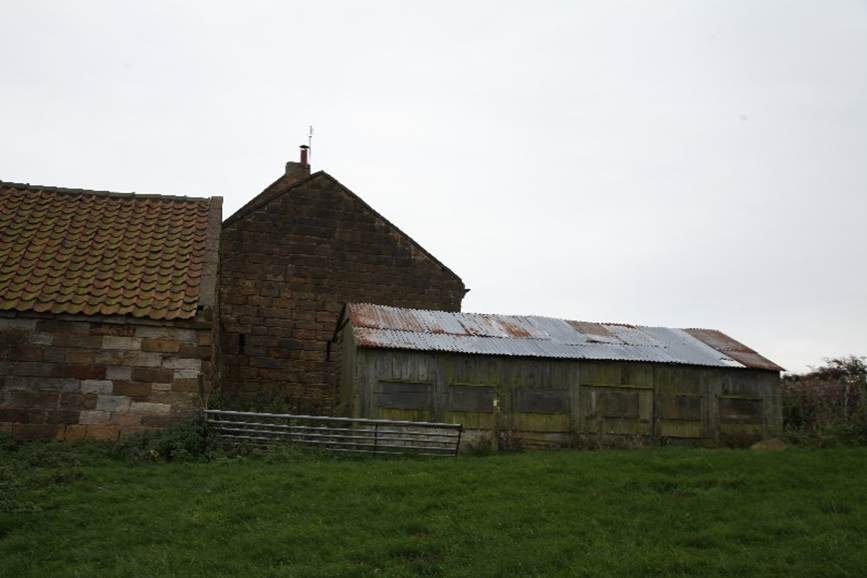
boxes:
[0,181,217,320]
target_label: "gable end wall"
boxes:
[218,174,465,411]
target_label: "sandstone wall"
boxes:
[219,172,465,412]
[0,313,214,440]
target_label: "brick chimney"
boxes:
[284,145,311,182]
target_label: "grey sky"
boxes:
[2,1,865,372]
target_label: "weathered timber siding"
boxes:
[344,348,782,448]
[219,172,465,412]
[0,312,215,440]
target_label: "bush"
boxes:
[782,356,867,446]
[116,414,217,462]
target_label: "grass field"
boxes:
[1,443,866,577]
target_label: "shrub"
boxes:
[116,414,218,462]
[782,356,867,446]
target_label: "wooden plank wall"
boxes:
[344,348,781,448]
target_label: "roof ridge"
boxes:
[0,180,211,203]
[351,303,648,329]
[361,326,670,346]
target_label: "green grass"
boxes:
[1,444,866,577]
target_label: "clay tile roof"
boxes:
[0,181,220,321]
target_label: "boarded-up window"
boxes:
[598,390,640,418]
[719,397,763,424]
[660,394,703,421]
[514,388,569,414]
[378,382,432,410]
[449,386,495,412]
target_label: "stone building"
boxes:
[336,303,784,448]
[0,182,221,440]
[219,156,466,411]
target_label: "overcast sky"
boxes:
[1,1,865,372]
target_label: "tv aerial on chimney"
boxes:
[299,126,313,167]
[307,125,313,159]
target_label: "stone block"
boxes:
[7,344,45,361]
[135,326,195,341]
[9,361,54,377]
[0,407,29,423]
[64,350,96,365]
[89,323,135,337]
[196,332,211,346]
[29,332,53,345]
[130,402,172,415]
[44,409,80,424]
[81,379,113,394]
[63,424,88,441]
[96,395,131,412]
[106,366,132,380]
[102,336,142,350]
[86,424,120,441]
[25,377,81,392]
[134,326,168,338]
[58,392,90,409]
[6,389,59,409]
[80,393,98,410]
[79,410,111,424]
[141,414,178,427]
[141,338,180,353]
[36,320,89,334]
[2,318,37,331]
[51,364,106,380]
[53,334,103,348]
[110,413,142,427]
[112,381,152,398]
[42,348,67,363]
[13,423,62,441]
[172,378,199,393]
[178,344,211,359]
[162,358,202,371]
[173,369,200,380]
[96,350,162,367]
[131,367,174,383]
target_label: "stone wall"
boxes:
[0,313,214,440]
[219,170,465,412]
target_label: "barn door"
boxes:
[655,392,705,438]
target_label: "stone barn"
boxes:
[218,154,466,412]
[0,182,221,440]
[335,303,784,448]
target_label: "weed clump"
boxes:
[115,414,217,462]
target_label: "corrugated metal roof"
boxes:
[346,303,783,371]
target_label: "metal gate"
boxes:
[204,409,463,457]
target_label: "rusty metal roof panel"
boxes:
[641,327,744,368]
[348,304,780,371]
[683,328,784,371]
